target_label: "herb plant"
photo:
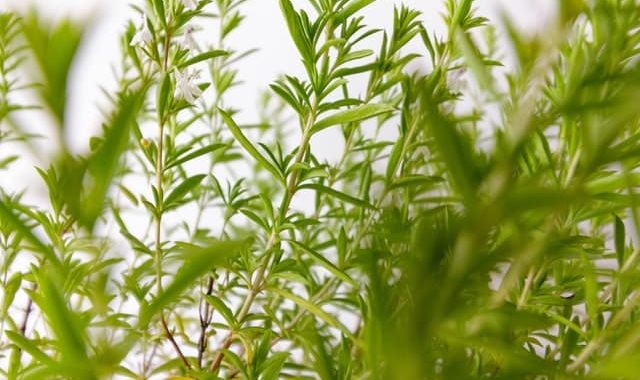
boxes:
[2,0,640,379]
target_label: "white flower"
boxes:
[446,67,467,94]
[175,69,202,104]
[131,17,152,47]
[182,0,198,10]
[182,25,198,51]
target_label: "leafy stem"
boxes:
[210,106,316,372]
[152,18,191,369]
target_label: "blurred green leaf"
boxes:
[32,270,94,379]
[298,183,375,210]
[163,174,206,212]
[5,330,56,368]
[140,240,246,326]
[269,287,352,338]
[0,199,60,267]
[21,12,84,125]
[63,85,148,230]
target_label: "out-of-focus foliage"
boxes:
[1,0,640,379]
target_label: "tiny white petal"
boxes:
[131,18,152,47]
[560,291,575,299]
[182,26,198,50]
[182,0,198,10]
[175,69,203,104]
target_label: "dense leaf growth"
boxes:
[2,0,640,379]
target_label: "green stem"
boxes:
[152,23,192,370]
[210,107,316,373]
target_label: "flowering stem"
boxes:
[153,23,191,369]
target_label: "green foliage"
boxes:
[2,0,640,379]
[20,12,84,126]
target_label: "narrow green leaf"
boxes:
[21,13,84,125]
[222,12,244,38]
[334,62,377,78]
[220,349,248,377]
[389,175,444,190]
[298,183,375,209]
[318,98,363,114]
[503,186,584,215]
[152,0,166,26]
[219,108,284,182]
[307,323,333,380]
[312,104,394,134]
[317,38,346,58]
[455,29,497,97]
[2,273,22,315]
[385,134,405,182]
[149,358,187,376]
[117,184,139,206]
[33,270,94,379]
[240,209,270,231]
[163,174,206,211]
[165,143,226,170]
[269,287,352,337]
[0,155,19,169]
[420,86,481,204]
[156,72,171,121]
[337,227,348,265]
[581,254,600,333]
[260,352,289,380]
[205,295,237,328]
[559,316,579,368]
[341,49,374,63]
[178,50,228,68]
[288,239,355,286]
[586,173,640,194]
[0,199,60,267]
[452,0,473,27]
[6,330,56,367]
[66,86,148,230]
[270,83,302,114]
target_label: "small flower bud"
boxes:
[131,16,152,47]
[182,25,198,51]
